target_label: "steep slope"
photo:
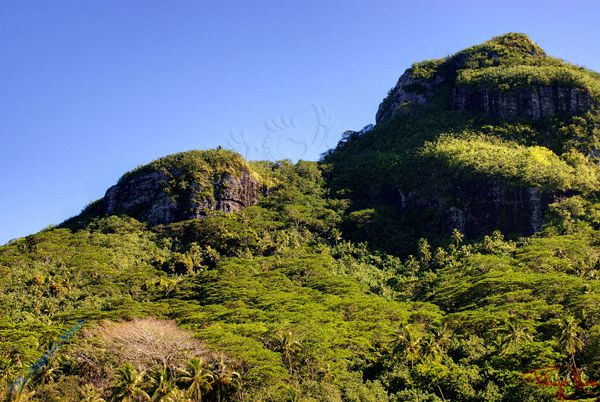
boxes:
[2,160,423,401]
[86,148,264,226]
[324,33,600,254]
[376,33,599,123]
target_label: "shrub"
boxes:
[77,318,210,377]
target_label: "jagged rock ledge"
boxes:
[87,149,264,226]
[452,85,592,119]
[102,170,261,226]
[375,33,598,124]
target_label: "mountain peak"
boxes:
[376,33,598,123]
[475,32,546,58]
[82,149,264,226]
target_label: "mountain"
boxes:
[324,33,599,253]
[1,34,599,401]
[82,149,265,226]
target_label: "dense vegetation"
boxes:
[120,149,254,186]
[324,33,600,253]
[2,33,600,401]
[422,134,600,192]
[456,65,600,100]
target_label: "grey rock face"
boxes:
[212,173,262,213]
[102,170,261,226]
[397,177,556,237]
[376,70,444,123]
[453,180,554,236]
[377,65,595,124]
[527,186,544,232]
[453,86,593,119]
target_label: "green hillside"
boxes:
[324,33,600,253]
[1,33,600,401]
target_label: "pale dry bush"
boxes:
[75,318,209,386]
[96,318,206,370]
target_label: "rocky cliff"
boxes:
[399,177,557,237]
[376,34,598,123]
[326,33,600,253]
[375,69,445,123]
[452,83,593,119]
[378,74,593,122]
[97,149,262,226]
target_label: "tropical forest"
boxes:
[1,33,600,401]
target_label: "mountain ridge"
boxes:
[2,33,600,401]
[324,32,599,253]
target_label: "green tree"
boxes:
[33,356,61,386]
[110,364,151,402]
[500,317,533,354]
[558,315,585,370]
[162,388,191,402]
[177,358,213,401]
[394,325,424,368]
[273,331,302,375]
[79,383,106,402]
[148,367,173,400]
[405,255,420,276]
[211,357,241,402]
[423,324,453,362]
[451,228,464,247]
[0,357,16,385]
[417,239,432,267]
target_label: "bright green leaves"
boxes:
[422,134,600,192]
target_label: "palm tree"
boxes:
[423,324,452,362]
[394,324,423,368]
[422,335,441,362]
[110,363,151,402]
[500,316,532,354]
[274,331,302,374]
[405,255,420,276]
[318,362,335,384]
[451,228,464,247]
[148,367,173,400]
[177,358,213,401]
[417,239,432,266]
[33,356,61,385]
[0,357,15,384]
[212,356,241,402]
[162,388,191,402]
[558,315,585,370]
[79,383,106,402]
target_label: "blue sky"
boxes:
[1,0,599,243]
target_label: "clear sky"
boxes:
[1,0,599,244]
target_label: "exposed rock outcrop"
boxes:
[376,70,444,123]
[452,85,593,119]
[397,178,557,237]
[102,170,261,225]
[376,34,596,124]
[98,151,263,226]
[376,69,594,124]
